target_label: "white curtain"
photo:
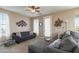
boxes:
[0,13,10,41]
[44,16,51,37]
[33,18,39,35]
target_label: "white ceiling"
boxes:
[0,6,78,17]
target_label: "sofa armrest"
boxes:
[32,33,36,37]
[46,46,69,53]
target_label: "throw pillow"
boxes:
[60,36,77,52]
[48,39,61,48]
[30,31,33,35]
[66,31,71,35]
[70,31,79,39]
[61,36,77,45]
[16,32,21,37]
[70,31,79,43]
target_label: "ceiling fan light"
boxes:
[31,9,35,12]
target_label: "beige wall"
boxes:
[52,7,79,34]
[0,8,31,34]
[33,7,79,36]
[10,13,31,33]
[39,17,44,37]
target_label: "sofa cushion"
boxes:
[60,36,77,52]
[48,39,61,48]
[29,39,48,53]
[73,46,79,53]
[21,31,30,37]
[13,35,21,43]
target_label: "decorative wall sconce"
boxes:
[16,20,27,27]
[39,22,43,26]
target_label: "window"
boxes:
[0,13,10,40]
[44,16,51,37]
[75,16,79,32]
[33,18,39,35]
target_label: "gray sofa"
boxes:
[12,31,36,44]
[28,31,79,53]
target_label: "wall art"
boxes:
[16,20,27,27]
[54,18,63,27]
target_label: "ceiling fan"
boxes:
[26,6,40,12]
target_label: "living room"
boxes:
[0,6,79,53]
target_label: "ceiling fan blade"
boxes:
[35,7,40,9]
[25,9,30,11]
[27,6,31,8]
[35,10,40,12]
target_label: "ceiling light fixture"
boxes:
[26,6,40,12]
